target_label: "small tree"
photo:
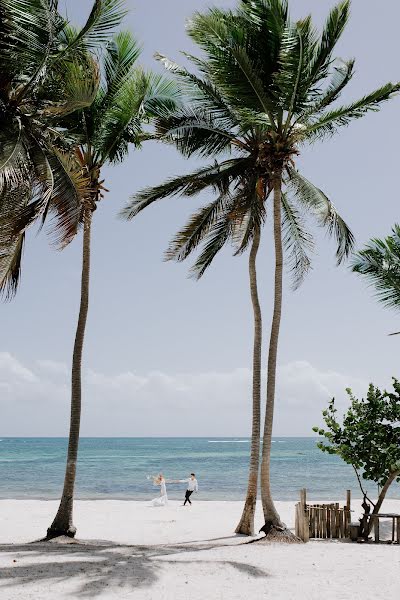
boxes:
[314,381,400,535]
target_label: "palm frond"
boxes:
[94,69,179,164]
[352,225,400,311]
[186,9,277,125]
[307,0,350,86]
[0,230,25,300]
[286,166,354,263]
[140,72,181,120]
[165,193,232,262]
[0,0,58,80]
[281,191,314,289]
[277,17,319,120]
[60,0,126,54]
[121,158,251,220]
[305,82,400,139]
[0,181,31,299]
[155,107,242,158]
[190,206,235,279]
[231,176,267,255]
[104,30,141,91]
[155,53,240,131]
[2,136,54,242]
[238,0,287,90]
[315,59,355,111]
[45,149,89,247]
[41,54,100,118]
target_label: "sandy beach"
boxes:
[0,499,399,599]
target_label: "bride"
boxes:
[149,473,169,506]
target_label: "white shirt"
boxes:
[181,478,198,492]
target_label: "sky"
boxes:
[1,0,400,437]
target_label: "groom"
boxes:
[180,473,198,506]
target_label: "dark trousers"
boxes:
[184,490,193,505]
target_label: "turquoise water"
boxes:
[0,437,398,501]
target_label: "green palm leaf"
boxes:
[307,0,350,86]
[155,108,241,158]
[154,53,240,130]
[305,82,400,139]
[0,230,25,300]
[281,191,314,289]
[165,193,232,263]
[190,207,235,279]
[121,158,251,219]
[352,225,400,311]
[286,166,354,263]
[187,9,277,125]
[60,0,126,54]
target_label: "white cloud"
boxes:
[0,352,369,437]
[0,352,38,383]
[36,359,68,377]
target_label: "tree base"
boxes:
[45,525,77,541]
[235,515,255,536]
[257,522,302,544]
[235,524,255,536]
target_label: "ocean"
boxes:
[0,437,398,501]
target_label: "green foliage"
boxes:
[313,381,400,487]
[0,0,127,298]
[0,1,180,299]
[123,0,398,281]
[352,224,400,313]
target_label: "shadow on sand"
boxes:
[0,539,268,597]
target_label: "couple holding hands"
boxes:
[149,473,198,507]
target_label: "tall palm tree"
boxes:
[0,0,125,297]
[352,224,400,334]
[122,0,400,537]
[46,30,180,539]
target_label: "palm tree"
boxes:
[352,224,400,335]
[45,30,180,539]
[0,0,125,297]
[122,0,399,537]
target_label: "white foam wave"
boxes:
[208,440,249,443]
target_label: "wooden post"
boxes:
[346,490,351,511]
[332,506,339,538]
[322,506,327,539]
[373,516,380,543]
[326,506,331,538]
[340,510,345,538]
[304,507,309,543]
[299,488,309,542]
[396,517,400,544]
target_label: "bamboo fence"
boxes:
[295,489,351,542]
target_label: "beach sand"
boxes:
[0,499,399,599]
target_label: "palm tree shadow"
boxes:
[0,540,268,597]
[0,542,158,597]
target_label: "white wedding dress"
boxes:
[151,479,168,506]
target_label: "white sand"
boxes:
[0,499,399,599]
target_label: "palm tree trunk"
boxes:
[235,228,262,536]
[260,175,284,532]
[46,208,92,539]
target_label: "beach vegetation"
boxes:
[0,0,125,298]
[314,381,400,536]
